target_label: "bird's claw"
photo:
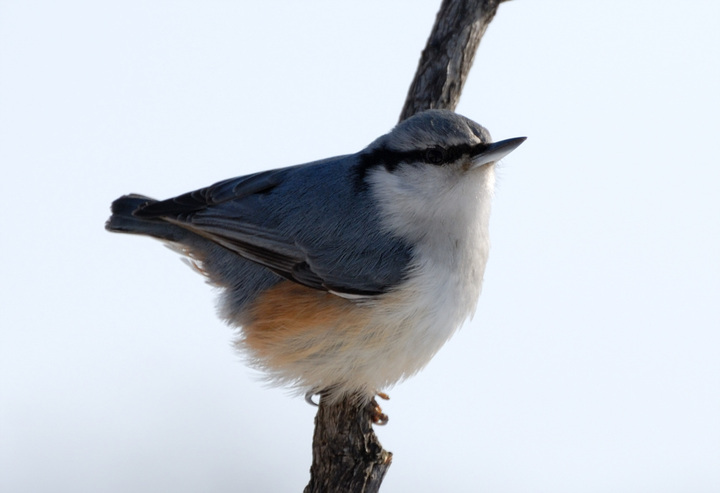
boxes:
[305,390,389,425]
[369,391,390,425]
[305,391,319,406]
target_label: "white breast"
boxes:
[235,163,498,401]
[360,163,496,388]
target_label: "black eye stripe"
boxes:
[354,142,488,189]
[363,143,486,170]
[425,147,446,165]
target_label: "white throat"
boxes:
[363,163,496,384]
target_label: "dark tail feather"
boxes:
[105,194,187,242]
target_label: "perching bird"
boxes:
[106,109,525,410]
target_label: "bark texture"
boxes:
[305,1,508,491]
[399,0,505,122]
[304,396,392,493]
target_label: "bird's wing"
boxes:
[134,163,410,296]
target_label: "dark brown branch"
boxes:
[305,1,508,491]
[399,0,505,122]
[304,395,392,493]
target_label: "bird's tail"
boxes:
[105,194,186,242]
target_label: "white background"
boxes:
[1,1,719,492]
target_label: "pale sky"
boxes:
[1,1,719,492]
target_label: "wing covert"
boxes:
[132,157,412,296]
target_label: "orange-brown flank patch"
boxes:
[241,281,376,370]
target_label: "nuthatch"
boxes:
[106,109,525,406]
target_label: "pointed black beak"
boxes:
[471,136,527,168]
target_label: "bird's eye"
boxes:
[425,147,446,165]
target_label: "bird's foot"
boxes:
[369,391,390,425]
[305,390,389,425]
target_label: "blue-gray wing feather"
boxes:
[135,155,412,295]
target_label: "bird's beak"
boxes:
[470,136,527,168]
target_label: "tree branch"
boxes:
[304,395,391,493]
[399,0,504,121]
[305,1,507,491]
